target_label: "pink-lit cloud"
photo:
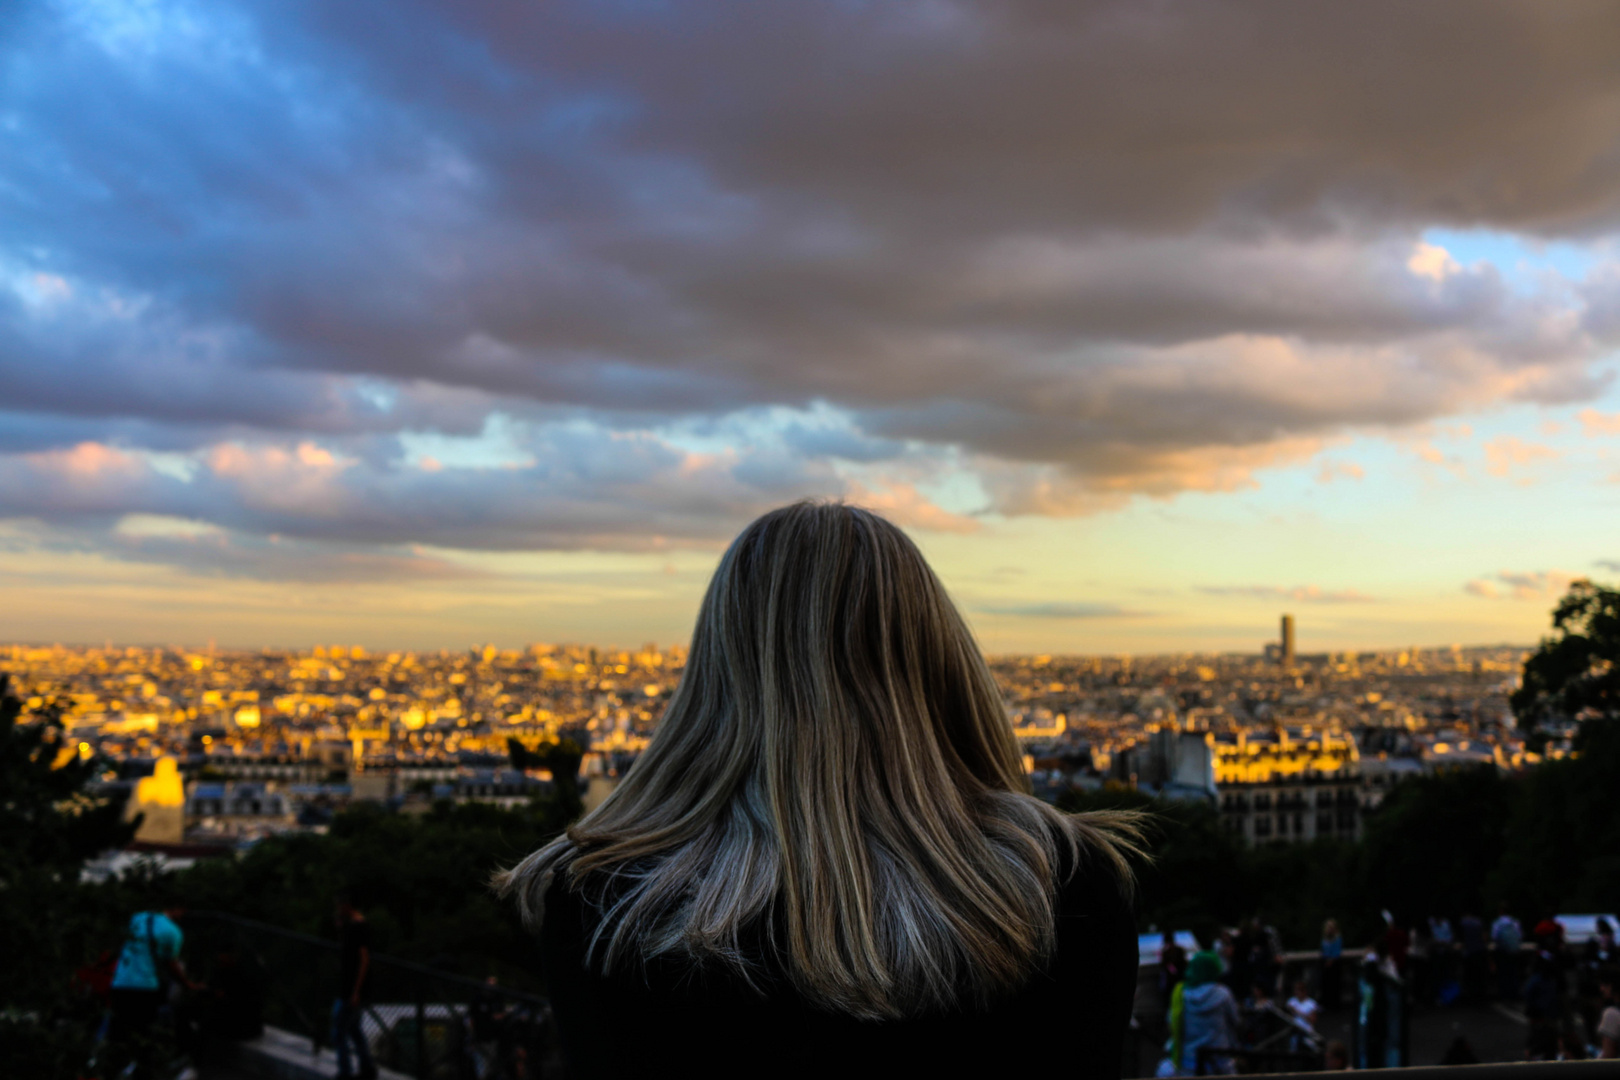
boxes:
[1482,436,1559,479]
[1465,570,1578,601]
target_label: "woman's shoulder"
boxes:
[1053,836,1133,921]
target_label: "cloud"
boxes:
[840,482,979,534]
[1482,435,1559,479]
[5,0,1620,574]
[1465,570,1578,601]
[1406,242,1461,283]
[1578,409,1620,437]
[1316,460,1365,484]
[1200,585,1378,604]
[977,602,1141,619]
[0,415,978,576]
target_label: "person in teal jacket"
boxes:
[1168,950,1242,1075]
[108,906,196,1043]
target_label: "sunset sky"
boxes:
[4,0,1620,653]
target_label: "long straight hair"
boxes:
[498,501,1138,1020]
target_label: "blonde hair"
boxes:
[497,501,1138,1019]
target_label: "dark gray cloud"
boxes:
[4,0,1620,569]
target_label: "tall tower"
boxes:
[1280,614,1296,667]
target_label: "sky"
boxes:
[4,0,1620,654]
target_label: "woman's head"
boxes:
[500,501,1135,1019]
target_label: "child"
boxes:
[1287,979,1320,1031]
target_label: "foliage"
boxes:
[1511,578,1620,728]
[0,674,135,885]
[1057,786,1373,947]
[508,735,584,821]
[1491,717,1620,916]
[0,675,149,1076]
[172,798,572,987]
[1356,765,1517,924]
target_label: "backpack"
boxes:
[74,950,118,1003]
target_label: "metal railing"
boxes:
[1255,1064,1620,1080]
[183,911,558,1079]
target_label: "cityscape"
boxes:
[2,616,1540,859]
[7,0,1620,1076]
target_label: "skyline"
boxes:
[5,1,1620,652]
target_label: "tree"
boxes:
[0,674,135,884]
[1511,579,1620,731]
[1057,787,1255,936]
[508,735,584,821]
[0,675,140,1074]
[1491,719,1620,915]
[1356,765,1517,925]
[1492,579,1620,914]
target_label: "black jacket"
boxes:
[538,856,1138,1079]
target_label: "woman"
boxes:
[499,502,1141,1078]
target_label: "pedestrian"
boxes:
[332,893,377,1080]
[1161,930,1189,999]
[1320,918,1344,1009]
[1168,950,1242,1076]
[1595,971,1620,1059]
[1382,909,1410,977]
[1287,978,1319,1032]
[1460,911,1488,1004]
[106,903,199,1078]
[1533,916,1565,955]
[1493,905,1524,1001]
[1323,1040,1350,1070]
[1579,921,1618,1044]
[1430,914,1458,1004]
[1355,944,1403,1069]
[1523,952,1561,1060]
[108,905,196,1043]
[1226,921,1255,997]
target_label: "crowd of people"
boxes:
[1155,921,1333,1076]
[1356,909,1620,1062]
[1151,911,1620,1074]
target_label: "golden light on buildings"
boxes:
[134,756,185,809]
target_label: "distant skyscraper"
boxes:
[1280,614,1296,667]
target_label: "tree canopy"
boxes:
[0,674,134,885]
[1512,578,1620,729]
